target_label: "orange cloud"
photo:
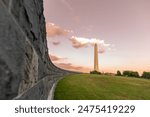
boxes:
[49,54,67,61]
[54,62,92,73]
[49,54,92,73]
[46,23,70,37]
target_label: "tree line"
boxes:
[90,70,150,79]
[117,70,150,79]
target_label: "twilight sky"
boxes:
[44,0,150,74]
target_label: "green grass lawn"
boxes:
[54,74,150,100]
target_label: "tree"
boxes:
[142,72,150,79]
[116,70,121,76]
[123,71,139,78]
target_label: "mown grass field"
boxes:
[54,74,150,100]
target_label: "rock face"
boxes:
[0,0,73,100]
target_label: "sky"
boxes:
[44,0,150,74]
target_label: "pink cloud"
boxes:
[49,54,91,73]
[46,22,70,37]
[55,62,92,73]
[49,54,91,72]
[52,41,60,46]
[49,54,67,61]
[98,47,105,54]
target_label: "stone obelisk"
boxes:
[94,43,99,71]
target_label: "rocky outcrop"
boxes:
[0,0,74,100]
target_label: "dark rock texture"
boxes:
[0,0,74,100]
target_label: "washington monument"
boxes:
[94,43,99,71]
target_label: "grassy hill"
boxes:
[54,74,150,100]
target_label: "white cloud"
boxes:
[70,36,111,53]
